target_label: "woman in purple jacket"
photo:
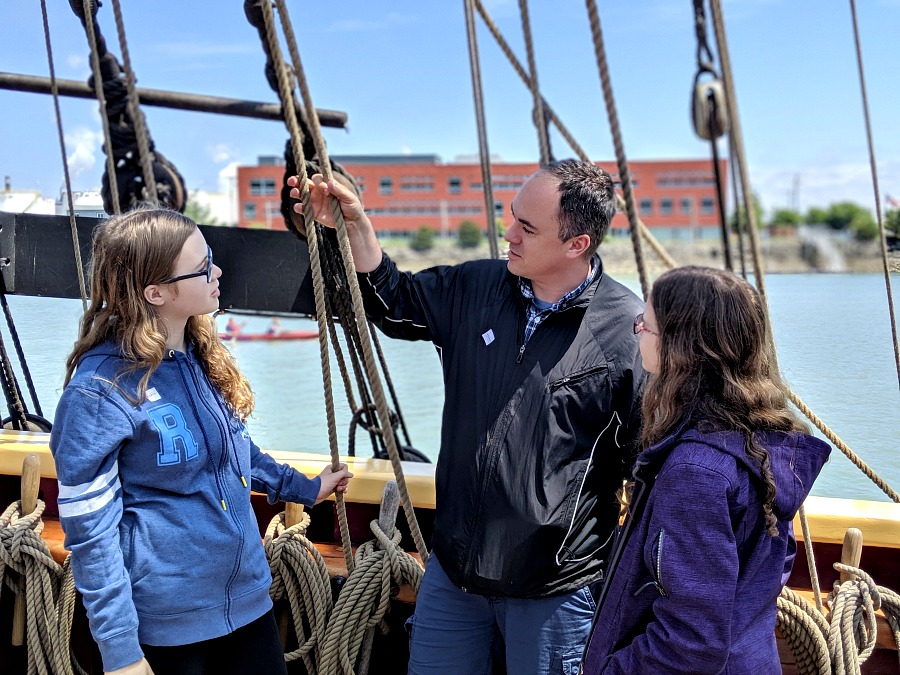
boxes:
[581,266,831,674]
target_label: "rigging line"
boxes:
[473,0,678,271]
[81,0,121,215]
[39,0,88,310]
[707,0,768,310]
[707,103,733,272]
[255,0,356,576]
[709,0,899,502]
[462,0,500,259]
[0,290,43,418]
[110,0,158,205]
[271,0,430,563]
[517,0,551,168]
[584,0,650,299]
[848,0,900,390]
[729,137,748,279]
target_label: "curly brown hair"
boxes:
[64,207,254,420]
[641,266,807,536]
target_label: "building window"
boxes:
[639,198,652,216]
[379,177,393,195]
[243,202,257,218]
[680,197,692,215]
[660,198,673,216]
[701,197,715,214]
[494,200,503,215]
[448,177,462,194]
[249,178,276,196]
[400,176,434,192]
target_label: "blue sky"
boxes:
[2,0,899,216]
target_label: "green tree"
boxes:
[848,212,879,240]
[729,193,764,231]
[823,201,871,232]
[885,209,900,237]
[457,220,482,248]
[410,225,435,252]
[184,198,222,226]
[805,207,828,225]
[769,208,802,228]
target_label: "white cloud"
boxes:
[208,143,237,165]
[65,127,103,180]
[751,160,900,216]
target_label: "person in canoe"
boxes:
[224,315,244,337]
[50,207,352,675]
[292,159,645,675]
[580,266,831,674]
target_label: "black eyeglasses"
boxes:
[633,312,659,337]
[161,246,213,284]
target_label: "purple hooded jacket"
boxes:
[581,427,830,674]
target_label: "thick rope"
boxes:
[255,0,355,574]
[462,0,501,259]
[265,511,333,673]
[39,0,88,311]
[828,564,881,673]
[473,0,677,272]
[584,0,650,300]
[317,520,424,675]
[517,0,551,167]
[80,0,120,215]
[1,500,85,675]
[776,586,831,675]
[109,0,158,205]
[847,0,900,390]
[270,0,429,563]
[798,503,825,614]
[789,392,899,503]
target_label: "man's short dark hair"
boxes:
[543,159,616,257]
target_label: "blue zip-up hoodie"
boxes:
[581,427,830,674]
[50,341,321,671]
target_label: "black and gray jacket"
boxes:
[359,253,645,597]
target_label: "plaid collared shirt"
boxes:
[518,258,597,344]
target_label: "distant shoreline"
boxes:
[382,235,895,276]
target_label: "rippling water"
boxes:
[3,273,898,502]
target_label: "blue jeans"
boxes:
[407,555,596,675]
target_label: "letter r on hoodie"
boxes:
[147,403,200,466]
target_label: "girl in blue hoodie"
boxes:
[50,208,352,675]
[581,266,830,674]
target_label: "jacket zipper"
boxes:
[548,364,609,392]
[180,353,245,631]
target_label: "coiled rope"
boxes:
[317,518,423,675]
[265,510,333,674]
[0,499,84,675]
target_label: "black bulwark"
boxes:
[0,212,316,315]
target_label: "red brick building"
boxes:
[237,155,727,240]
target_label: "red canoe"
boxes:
[218,330,318,341]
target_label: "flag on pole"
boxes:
[887,194,900,209]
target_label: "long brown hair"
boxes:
[64,207,254,420]
[641,266,806,536]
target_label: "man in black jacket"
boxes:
[292,160,644,675]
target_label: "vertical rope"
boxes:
[584,0,650,299]
[473,0,677,272]
[81,0,120,215]
[462,0,500,259]
[517,0,551,167]
[847,0,900,390]
[40,0,88,310]
[271,0,430,563]
[255,0,355,575]
[109,0,158,205]
[729,140,748,279]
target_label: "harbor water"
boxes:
[4,272,899,503]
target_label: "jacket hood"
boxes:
[637,426,830,521]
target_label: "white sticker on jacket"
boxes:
[145,387,161,402]
[482,329,495,346]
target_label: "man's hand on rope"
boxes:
[105,657,155,675]
[288,173,366,229]
[288,172,383,273]
[316,462,353,504]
